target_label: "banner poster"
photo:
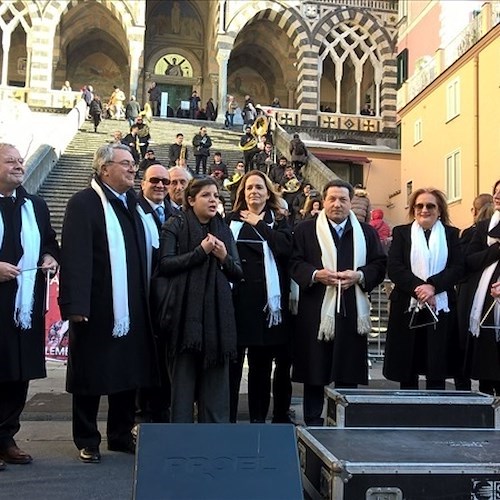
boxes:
[44,272,69,362]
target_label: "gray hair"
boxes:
[168,165,193,181]
[93,143,131,175]
[0,143,17,153]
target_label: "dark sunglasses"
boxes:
[414,203,437,211]
[147,177,170,186]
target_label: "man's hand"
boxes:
[41,254,59,276]
[0,261,20,282]
[314,268,338,286]
[336,269,361,290]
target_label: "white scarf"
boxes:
[230,215,282,327]
[409,220,449,314]
[0,197,41,330]
[469,210,500,337]
[136,204,159,284]
[316,209,371,341]
[91,179,131,337]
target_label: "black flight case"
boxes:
[298,426,500,500]
[325,388,500,428]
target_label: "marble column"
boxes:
[285,81,297,109]
[1,30,11,87]
[215,48,230,123]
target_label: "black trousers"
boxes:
[229,345,292,423]
[195,155,208,175]
[72,390,135,450]
[0,380,29,449]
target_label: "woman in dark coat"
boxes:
[158,177,242,423]
[464,180,500,395]
[383,188,464,389]
[227,171,293,423]
[89,94,103,133]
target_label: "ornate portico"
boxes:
[0,0,398,133]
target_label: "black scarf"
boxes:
[169,210,236,367]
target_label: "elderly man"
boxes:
[290,179,386,426]
[0,143,58,469]
[59,144,157,463]
[136,164,173,423]
[166,166,191,212]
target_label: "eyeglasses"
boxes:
[146,177,170,186]
[4,157,24,165]
[106,160,138,171]
[414,203,437,211]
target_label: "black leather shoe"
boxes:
[107,440,135,454]
[79,447,101,463]
[0,445,32,464]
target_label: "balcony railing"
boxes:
[398,1,500,110]
[310,0,398,11]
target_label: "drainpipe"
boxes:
[473,54,479,196]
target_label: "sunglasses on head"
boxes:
[414,203,437,211]
[147,177,170,186]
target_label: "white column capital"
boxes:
[216,49,231,65]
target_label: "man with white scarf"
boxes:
[0,143,58,469]
[59,144,157,464]
[290,179,386,426]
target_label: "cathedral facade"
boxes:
[0,0,399,132]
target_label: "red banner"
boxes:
[44,272,68,362]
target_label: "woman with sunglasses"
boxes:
[157,177,242,422]
[464,180,500,395]
[383,188,464,389]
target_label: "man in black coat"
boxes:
[192,126,212,175]
[59,144,157,464]
[136,164,173,423]
[0,143,59,468]
[290,179,386,426]
[168,133,188,167]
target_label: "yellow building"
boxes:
[396,1,500,230]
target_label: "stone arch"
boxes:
[225,1,309,52]
[0,1,36,86]
[303,7,397,127]
[45,0,138,37]
[222,3,310,108]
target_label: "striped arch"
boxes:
[224,1,309,52]
[302,7,397,128]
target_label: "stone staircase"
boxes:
[37,117,245,238]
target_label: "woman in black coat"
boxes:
[464,179,500,395]
[383,188,464,389]
[158,177,242,423]
[227,171,293,423]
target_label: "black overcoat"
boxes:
[463,218,500,381]
[290,217,386,386]
[0,187,59,382]
[383,223,464,382]
[59,182,157,395]
[227,210,293,347]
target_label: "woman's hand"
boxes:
[414,283,435,304]
[201,234,216,254]
[240,210,264,226]
[211,236,228,262]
